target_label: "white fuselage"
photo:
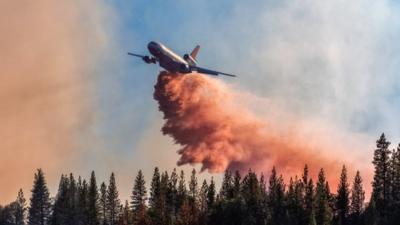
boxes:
[147,41,190,73]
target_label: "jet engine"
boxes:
[180,63,191,73]
[183,54,197,66]
[143,56,156,64]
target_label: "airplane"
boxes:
[128,41,236,77]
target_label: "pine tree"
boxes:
[176,199,191,225]
[77,178,89,225]
[51,175,69,225]
[149,168,161,209]
[220,170,233,200]
[188,169,198,205]
[99,182,107,225]
[349,171,365,225]
[302,165,309,186]
[325,181,335,216]
[148,167,166,225]
[371,133,391,221]
[14,189,26,225]
[198,180,208,225]
[121,201,130,225]
[187,169,199,225]
[241,169,264,225]
[286,177,303,225]
[1,203,16,225]
[88,171,100,225]
[159,171,169,224]
[107,173,120,225]
[176,170,187,212]
[267,167,286,225]
[207,178,215,209]
[166,168,178,221]
[390,146,400,199]
[259,173,267,199]
[390,144,400,224]
[233,171,241,198]
[364,198,378,225]
[302,165,313,225]
[315,169,332,225]
[259,172,268,220]
[28,169,51,225]
[66,174,79,225]
[336,165,350,225]
[131,170,147,225]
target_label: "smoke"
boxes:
[0,1,111,203]
[154,71,369,186]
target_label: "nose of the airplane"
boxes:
[147,41,159,55]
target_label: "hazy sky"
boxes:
[1,0,400,204]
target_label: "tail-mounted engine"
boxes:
[183,54,197,66]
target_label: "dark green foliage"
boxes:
[77,178,89,225]
[363,199,378,225]
[0,203,16,225]
[28,169,51,225]
[176,199,191,225]
[99,182,107,225]
[389,144,400,224]
[267,167,286,225]
[106,173,120,225]
[14,189,26,225]
[198,180,208,225]
[220,170,233,200]
[66,174,78,225]
[188,169,198,204]
[304,178,316,225]
[335,165,350,225]
[131,170,147,225]
[51,175,69,225]
[149,168,161,210]
[160,171,169,224]
[10,134,400,225]
[286,177,304,225]
[187,169,199,225]
[233,171,241,198]
[349,171,365,225]
[206,178,215,210]
[371,133,391,222]
[88,171,100,225]
[121,200,130,225]
[315,169,332,225]
[176,170,187,213]
[148,167,167,225]
[0,190,26,225]
[241,169,264,225]
[166,168,178,222]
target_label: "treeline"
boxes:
[1,133,400,225]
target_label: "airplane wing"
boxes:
[128,52,146,58]
[127,52,157,64]
[190,65,236,77]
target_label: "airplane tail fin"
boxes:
[190,45,200,59]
